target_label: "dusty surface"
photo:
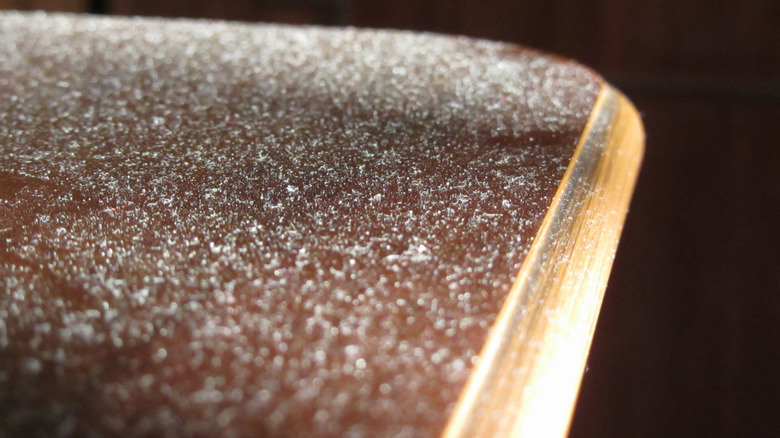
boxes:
[0,12,601,437]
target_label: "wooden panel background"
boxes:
[2,0,778,436]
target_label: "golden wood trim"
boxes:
[442,85,644,438]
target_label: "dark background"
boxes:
[4,1,779,436]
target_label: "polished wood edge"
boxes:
[442,85,645,438]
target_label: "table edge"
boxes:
[442,84,645,438]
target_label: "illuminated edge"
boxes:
[442,85,645,438]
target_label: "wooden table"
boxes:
[0,12,642,437]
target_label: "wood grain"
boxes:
[0,0,87,11]
[443,85,644,438]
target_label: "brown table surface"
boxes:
[0,12,641,438]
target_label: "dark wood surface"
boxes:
[0,12,607,438]
[2,0,778,436]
